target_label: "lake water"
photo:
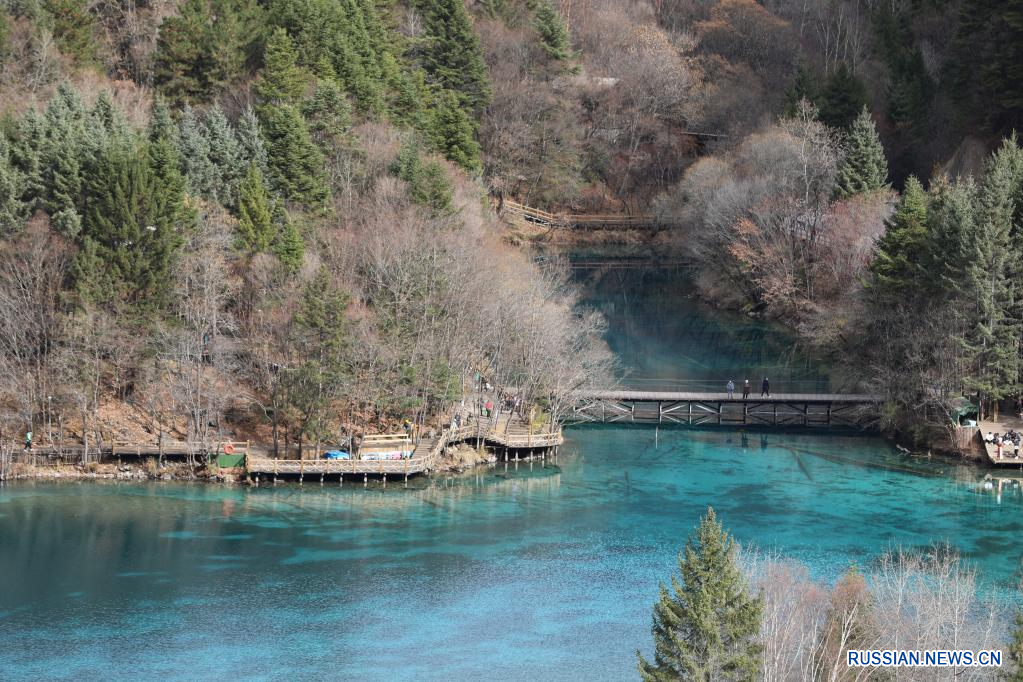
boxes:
[1,263,1019,681]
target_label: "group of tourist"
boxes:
[986,430,1021,459]
[725,378,771,399]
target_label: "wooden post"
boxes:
[688,402,693,425]
[717,402,722,425]
[774,403,778,426]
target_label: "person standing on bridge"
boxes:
[726,380,735,399]
[742,379,750,400]
[761,377,770,397]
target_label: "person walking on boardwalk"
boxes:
[761,377,770,397]
[726,380,735,399]
[742,379,750,400]
[23,430,32,451]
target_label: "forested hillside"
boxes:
[0,0,616,453]
[0,0,1021,449]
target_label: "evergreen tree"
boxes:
[202,105,245,205]
[818,62,868,129]
[302,77,352,144]
[971,139,1023,404]
[835,107,889,199]
[1005,611,1023,681]
[273,213,305,272]
[637,508,763,681]
[153,0,209,104]
[43,0,97,63]
[784,64,819,118]
[255,28,309,107]
[236,162,274,251]
[236,106,268,175]
[427,89,482,173]
[11,109,45,209]
[0,12,11,64]
[533,0,570,61]
[418,0,491,114]
[0,136,27,235]
[176,105,217,199]
[869,176,929,302]
[392,138,454,215]
[258,104,328,206]
[78,139,187,305]
[154,0,261,104]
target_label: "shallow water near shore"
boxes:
[1,262,1020,680]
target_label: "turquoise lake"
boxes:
[1,263,1020,681]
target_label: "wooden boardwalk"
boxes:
[571,390,880,427]
[246,414,563,479]
[502,200,656,231]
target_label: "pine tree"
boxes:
[533,0,570,61]
[818,62,868,129]
[419,0,491,114]
[255,28,309,107]
[11,109,46,209]
[427,89,482,173]
[637,508,763,681]
[835,107,889,199]
[236,162,274,251]
[869,176,928,302]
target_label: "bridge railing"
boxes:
[606,377,837,394]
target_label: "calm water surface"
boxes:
[1,264,1019,681]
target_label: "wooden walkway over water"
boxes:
[570,390,880,427]
[246,414,563,480]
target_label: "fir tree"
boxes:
[273,213,305,272]
[818,62,868,129]
[835,107,889,199]
[202,105,244,205]
[971,138,1023,404]
[154,0,261,104]
[637,508,763,681]
[255,28,309,107]
[302,77,352,144]
[43,0,97,63]
[784,64,819,118]
[11,109,46,209]
[176,105,217,199]
[427,89,482,173]
[533,0,570,61]
[258,104,328,207]
[869,176,929,302]
[0,136,27,235]
[236,162,274,251]
[78,140,187,305]
[419,0,491,114]
[236,106,268,175]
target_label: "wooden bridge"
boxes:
[501,200,657,231]
[569,390,880,428]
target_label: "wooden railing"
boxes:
[502,200,656,231]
